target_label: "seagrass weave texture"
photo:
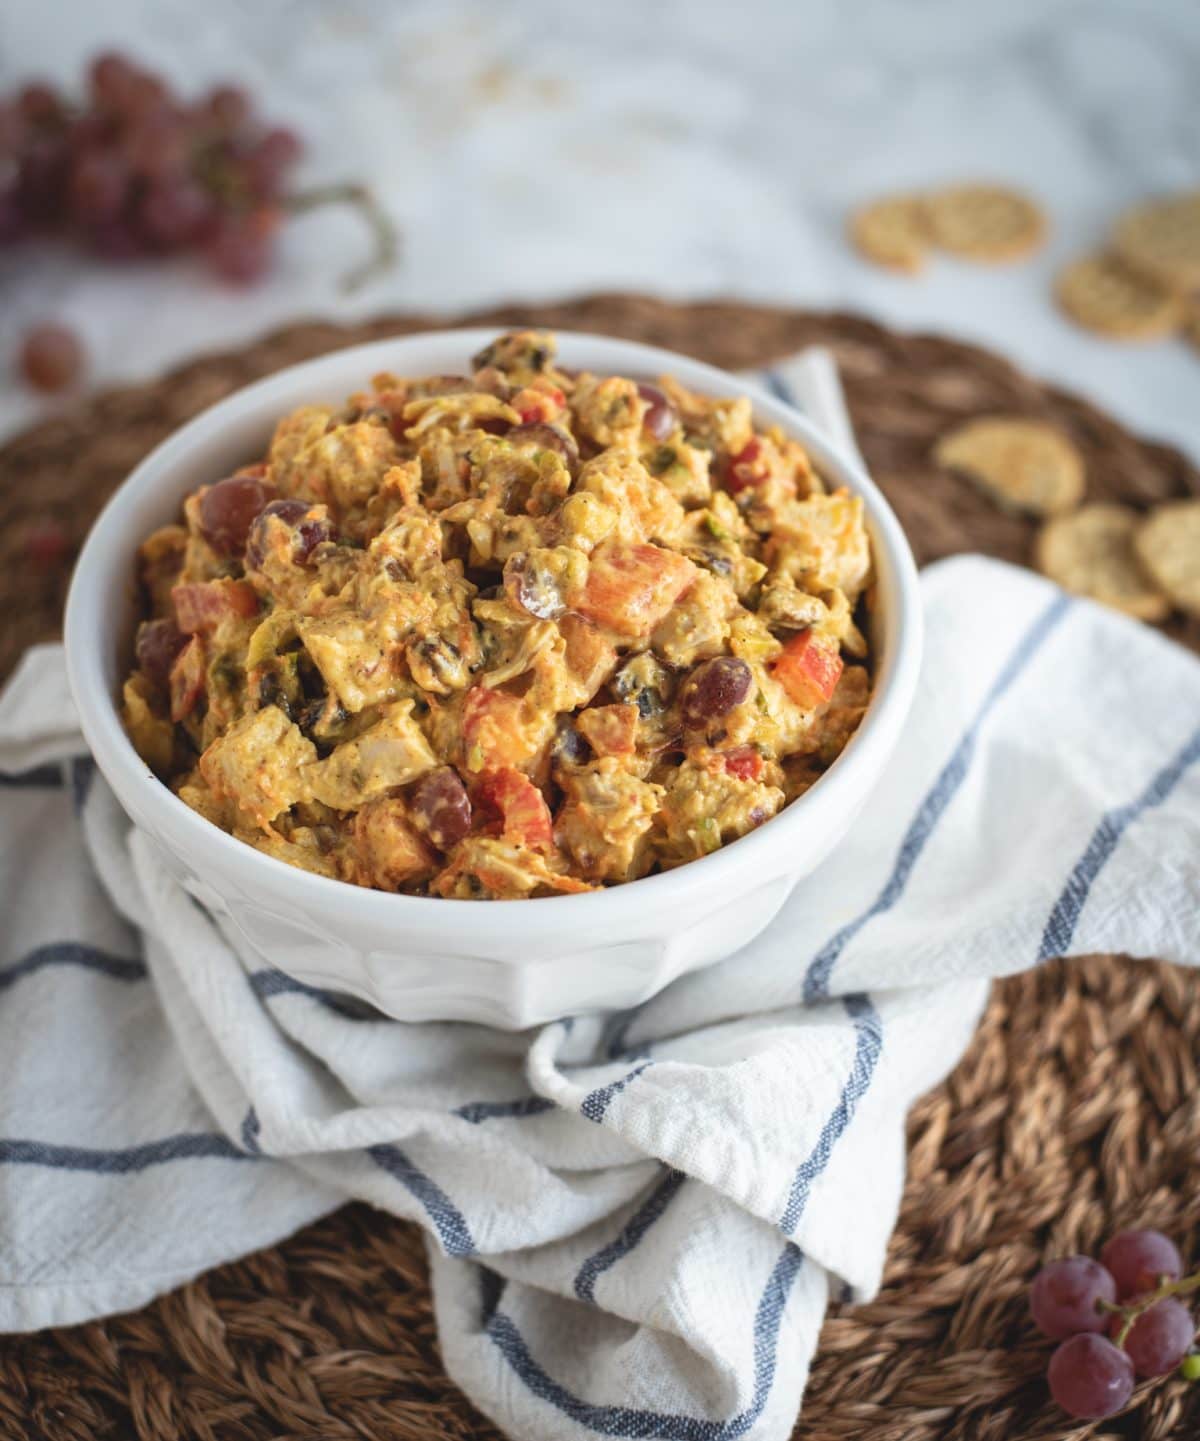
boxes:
[0,296,1197,1440]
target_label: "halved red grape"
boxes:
[680,657,751,728]
[135,618,188,689]
[504,551,567,620]
[198,474,275,555]
[245,498,330,568]
[1121,1298,1195,1377]
[408,767,472,850]
[20,324,84,392]
[637,382,677,442]
[1030,1257,1117,1340]
[507,421,579,471]
[1101,1230,1183,1300]
[1048,1334,1134,1420]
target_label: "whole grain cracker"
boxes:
[1134,499,1200,617]
[1036,504,1169,621]
[1055,254,1181,340]
[849,195,928,274]
[922,185,1046,263]
[934,416,1084,517]
[1112,191,1200,293]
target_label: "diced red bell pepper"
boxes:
[575,542,697,637]
[722,745,764,781]
[772,630,844,709]
[724,437,769,494]
[173,579,259,634]
[513,384,566,425]
[576,703,639,758]
[474,767,554,851]
[461,686,538,772]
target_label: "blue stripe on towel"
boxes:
[0,1133,256,1173]
[454,1096,556,1124]
[240,1107,262,1155]
[574,1169,685,1303]
[1038,724,1200,961]
[0,942,146,993]
[803,592,1071,1002]
[487,1240,804,1438]
[779,994,882,1235]
[366,1144,475,1256]
[580,1060,655,1124]
[247,967,378,1021]
[70,757,96,815]
[0,763,64,789]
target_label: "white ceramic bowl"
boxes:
[65,329,922,1028]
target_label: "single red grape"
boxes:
[1048,1334,1135,1420]
[202,84,250,133]
[139,179,210,249]
[1101,1230,1183,1300]
[127,122,188,183]
[205,209,276,284]
[198,474,275,555]
[88,52,137,109]
[1121,1298,1195,1378]
[68,149,128,225]
[20,324,84,393]
[1030,1256,1117,1341]
[18,82,62,128]
[245,126,302,197]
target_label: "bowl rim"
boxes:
[65,326,923,942]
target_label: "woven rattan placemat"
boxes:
[1,297,1197,1440]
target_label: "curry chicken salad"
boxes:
[122,331,874,899]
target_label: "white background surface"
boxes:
[1,0,1198,458]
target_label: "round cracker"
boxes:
[1112,191,1200,293]
[1055,254,1181,340]
[1134,499,1200,617]
[849,195,928,274]
[922,184,1046,263]
[1036,504,1169,621]
[934,417,1085,517]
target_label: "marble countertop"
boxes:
[2,0,1198,459]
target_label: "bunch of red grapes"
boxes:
[1,52,302,286]
[1031,1227,1200,1419]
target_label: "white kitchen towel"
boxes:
[2,437,1199,1441]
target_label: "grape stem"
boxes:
[1099,1270,1200,1349]
[285,182,399,292]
